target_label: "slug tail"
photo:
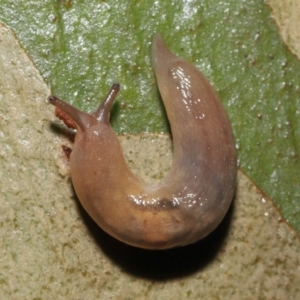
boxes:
[152,34,176,74]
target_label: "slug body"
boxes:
[48,35,237,249]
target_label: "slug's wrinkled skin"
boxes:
[48,35,237,250]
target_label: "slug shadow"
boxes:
[49,122,75,143]
[77,191,236,280]
[109,99,121,126]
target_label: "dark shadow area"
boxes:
[76,189,236,281]
[49,122,75,143]
[109,100,121,128]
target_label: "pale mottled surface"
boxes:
[267,0,300,60]
[1,18,300,300]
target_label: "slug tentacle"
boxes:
[48,95,88,132]
[48,35,237,250]
[94,83,120,124]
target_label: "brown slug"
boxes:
[48,34,237,250]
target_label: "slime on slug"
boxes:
[48,34,237,250]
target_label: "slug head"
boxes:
[47,83,120,133]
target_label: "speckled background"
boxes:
[0,0,300,298]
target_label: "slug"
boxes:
[48,35,237,250]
